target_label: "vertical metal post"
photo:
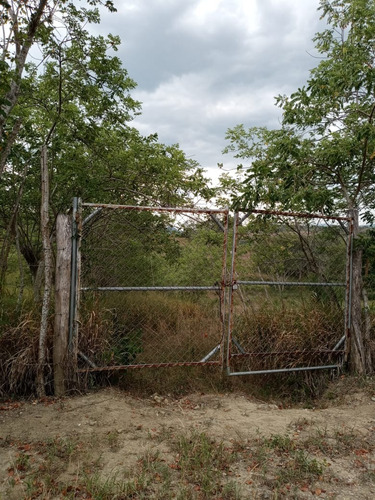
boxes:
[344,215,354,363]
[68,197,81,349]
[226,212,239,374]
[219,210,230,369]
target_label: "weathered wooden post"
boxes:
[54,214,72,396]
[348,208,373,374]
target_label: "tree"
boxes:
[0,1,140,294]
[0,0,214,396]
[0,0,116,176]
[223,0,375,374]
[0,2,213,291]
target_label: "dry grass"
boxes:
[78,292,222,368]
[231,290,344,373]
[0,309,54,397]
[3,419,375,499]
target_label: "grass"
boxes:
[2,415,375,500]
[173,430,237,498]
[0,237,371,403]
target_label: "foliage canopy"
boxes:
[224,0,375,222]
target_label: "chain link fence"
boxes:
[74,203,353,376]
[77,204,229,369]
[226,210,352,375]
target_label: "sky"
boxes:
[94,0,324,184]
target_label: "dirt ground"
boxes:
[1,384,375,499]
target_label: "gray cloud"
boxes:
[95,0,323,183]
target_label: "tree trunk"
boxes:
[0,219,16,294]
[33,260,44,303]
[0,165,28,294]
[36,145,53,398]
[0,0,49,178]
[348,209,373,374]
[15,221,25,314]
[362,287,373,370]
[53,214,71,396]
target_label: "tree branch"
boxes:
[354,103,375,200]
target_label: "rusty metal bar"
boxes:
[243,208,351,222]
[81,286,221,292]
[82,202,228,215]
[77,360,221,372]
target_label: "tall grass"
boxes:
[78,291,223,368]
[0,308,54,397]
[231,286,345,373]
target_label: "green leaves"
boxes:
[224,0,375,217]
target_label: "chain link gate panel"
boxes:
[74,202,229,371]
[226,210,353,376]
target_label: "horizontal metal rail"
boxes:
[245,208,351,222]
[82,202,228,215]
[236,280,346,287]
[228,364,342,376]
[230,349,344,358]
[81,286,221,292]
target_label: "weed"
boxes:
[42,436,80,461]
[247,435,269,472]
[266,433,296,453]
[174,430,236,498]
[14,451,31,471]
[264,449,326,488]
[138,449,172,496]
[361,469,375,483]
[302,427,333,454]
[221,479,243,499]
[83,471,143,499]
[290,416,312,432]
[106,431,120,450]
[334,428,358,451]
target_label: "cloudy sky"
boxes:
[95,0,324,183]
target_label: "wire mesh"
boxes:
[78,205,229,369]
[227,211,351,374]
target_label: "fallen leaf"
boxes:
[354,449,369,456]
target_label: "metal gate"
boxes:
[71,200,230,371]
[226,209,352,376]
[71,201,352,375]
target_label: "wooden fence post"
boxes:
[54,214,72,396]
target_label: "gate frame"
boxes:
[70,200,230,371]
[225,209,354,377]
[69,200,354,377]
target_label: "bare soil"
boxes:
[1,384,375,499]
